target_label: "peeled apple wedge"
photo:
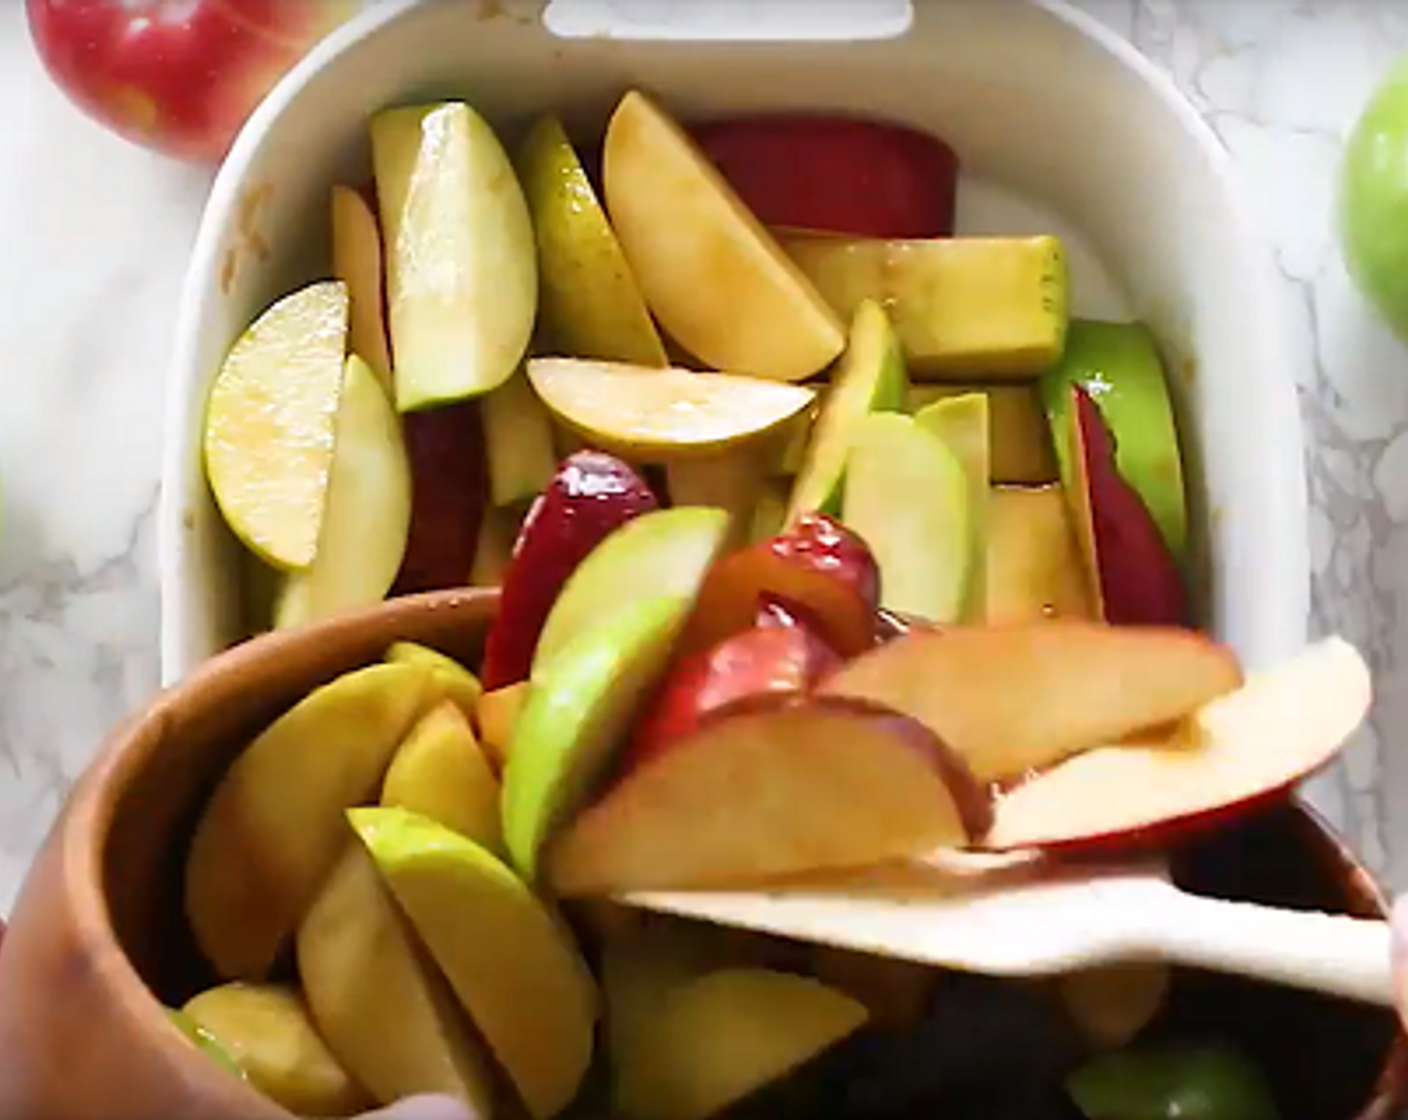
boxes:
[331,184,393,393]
[780,233,1068,378]
[517,114,668,366]
[385,641,483,721]
[986,486,1096,623]
[786,299,908,522]
[527,358,815,460]
[482,371,559,508]
[273,355,413,629]
[351,807,599,1120]
[297,845,498,1112]
[372,101,536,411]
[818,623,1244,785]
[906,383,1058,485]
[984,636,1371,850]
[604,90,845,382]
[185,662,435,979]
[841,413,972,624]
[203,279,348,571]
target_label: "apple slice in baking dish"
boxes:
[983,635,1372,851]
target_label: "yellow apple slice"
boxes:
[603,90,844,382]
[272,355,412,629]
[297,844,498,1111]
[203,279,349,570]
[527,358,814,460]
[185,662,435,980]
[351,807,599,1120]
[331,185,393,395]
[987,485,1095,623]
[372,101,536,411]
[385,641,483,721]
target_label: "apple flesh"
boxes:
[330,185,393,395]
[983,635,1370,850]
[476,682,530,773]
[907,384,1057,485]
[623,622,844,772]
[481,371,559,509]
[604,90,845,382]
[986,486,1096,624]
[913,393,991,619]
[25,0,348,162]
[480,450,659,689]
[392,401,488,596]
[692,114,959,239]
[682,512,880,659]
[1058,963,1170,1051]
[546,695,991,896]
[817,622,1243,785]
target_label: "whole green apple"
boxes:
[1341,55,1408,343]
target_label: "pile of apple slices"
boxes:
[199,84,1189,647]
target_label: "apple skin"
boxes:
[622,623,844,773]
[25,0,349,163]
[1341,54,1408,343]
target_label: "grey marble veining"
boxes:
[1,0,1407,916]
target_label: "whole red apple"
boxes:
[26,0,351,163]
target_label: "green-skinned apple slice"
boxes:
[907,384,1057,484]
[482,369,559,508]
[616,968,869,1120]
[350,807,598,1120]
[532,506,732,680]
[914,393,990,622]
[786,299,908,522]
[504,594,699,883]
[527,358,815,460]
[841,413,971,624]
[984,636,1370,851]
[518,115,668,367]
[273,354,412,628]
[818,622,1243,785]
[1041,319,1187,559]
[546,695,990,897]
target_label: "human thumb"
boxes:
[355,1094,479,1120]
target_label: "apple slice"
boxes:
[273,354,412,628]
[393,400,488,595]
[331,184,393,394]
[914,393,990,621]
[616,968,869,1120]
[517,114,668,367]
[546,696,991,896]
[351,807,598,1120]
[603,90,845,382]
[692,114,958,238]
[480,450,658,689]
[469,502,520,587]
[666,449,773,549]
[841,413,972,625]
[503,595,695,883]
[681,512,880,658]
[786,299,908,522]
[527,359,815,460]
[986,486,1096,624]
[476,682,530,774]
[532,506,732,680]
[385,641,483,721]
[482,370,559,508]
[818,623,1243,785]
[1052,384,1188,627]
[203,279,348,571]
[985,636,1370,850]
[371,102,535,409]
[623,623,844,773]
[1058,963,1170,1051]
[907,384,1057,485]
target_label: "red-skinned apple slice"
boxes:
[480,451,659,688]
[623,623,844,772]
[392,401,488,596]
[984,636,1370,850]
[1056,385,1188,627]
[691,116,959,239]
[817,622,1243,784]
[682,512,880,658]
[547,696,990,896]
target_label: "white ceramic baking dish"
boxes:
[157,0,1307,686]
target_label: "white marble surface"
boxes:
[0,0,1407,916]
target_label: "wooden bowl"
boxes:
[0,587,1401,1119]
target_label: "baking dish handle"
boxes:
[542,0,914,42]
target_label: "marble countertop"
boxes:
[0,0,1406,917]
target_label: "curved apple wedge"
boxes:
[983,635,1371,850]
[527,359,815,460]
[545,696,991,897]
[817,622,1243,784]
